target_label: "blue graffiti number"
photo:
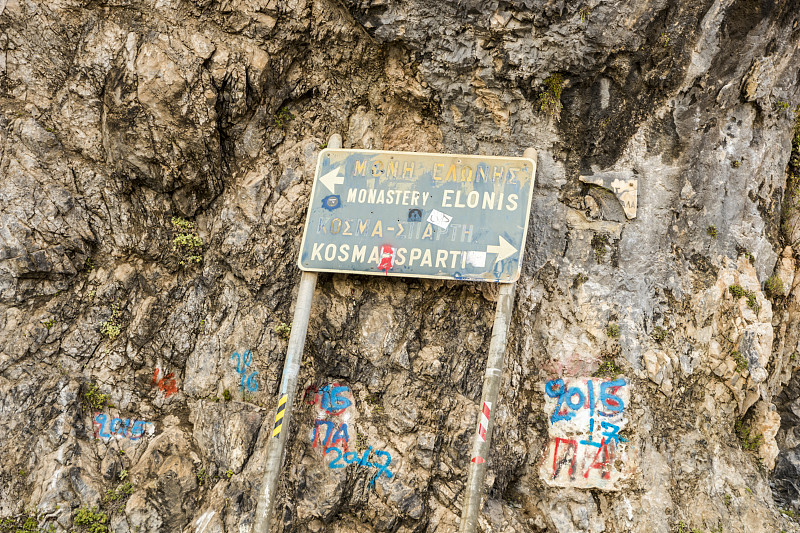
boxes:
[94,414,149,441]
[320,385,352,414]
[371,450,394,485]
[546,378,627,425]
[326,447,345,469]
[599,379,626,413]
[324,444,393,484]
[545,379,575,423]
[232,351,259,394]
[344,451,360,464]
[94,414,111,438]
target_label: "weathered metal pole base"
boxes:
[253,134,342,533]
[458,281,517,533]
[459,148,534,533]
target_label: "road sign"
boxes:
[298,149,536,282]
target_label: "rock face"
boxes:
[1,1,800,532]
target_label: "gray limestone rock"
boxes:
[1,0,800,532]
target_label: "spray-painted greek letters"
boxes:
[306,383,394,484]
[539,377,631,490]
[307,383,354,452]
[231,350,259,393]
[93,413,153,442]
[151,368,179,398]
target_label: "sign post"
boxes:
[459,147,537,533]
[253,134,341,533]
[254,140,536,532]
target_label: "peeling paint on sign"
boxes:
[298,149,536,282]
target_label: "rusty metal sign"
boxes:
[297,149,536,282]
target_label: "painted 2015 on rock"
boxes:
[539,377,632,490]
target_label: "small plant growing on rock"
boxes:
[196,468,208,486]
[366,393,384,415]
[574,273,588,286]
[782,108,800,244]
[729,284,745,298]
[659,32,670,47]
[729,283,761,312]
[82,384,109,411]
[0,510,54,533]
[735,419,763,452]
[606,323,620,338]
[764,275,784,298]
[171,216,203,266]
[593,357,621,378]
[43,318,55,330]
[538,74,564,119]
[745,290,760,314]
[225,469,233,479]
[274,106,294,128]
[100,305,121,340]
[73,506,108,533]
[652,326,668,344]
[706,225,717,239]
[591,234,609,264]
[731,159,742,168]
[103,481,133,506]
[731,350,748,372]
[579,6,591,22]
[222,389,232,402]
[742,250,755,264]
[355,432,368,453]
[275,322,291,340]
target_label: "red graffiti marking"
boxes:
[584,439,613,479]
[552,437,579,479]
[378,245,394,273]
[152,368,178,398]
[312,420,350,452]
[304,384,319,405]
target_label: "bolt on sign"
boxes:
[298,149,536,282]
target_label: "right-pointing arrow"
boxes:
[486,236,517,262]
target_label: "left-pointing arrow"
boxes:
[319,166,344,193]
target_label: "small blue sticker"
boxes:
[322,195,341,211]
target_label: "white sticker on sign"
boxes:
[427,209,453,230]
[465,251,487,268]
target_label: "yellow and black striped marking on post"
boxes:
[272,394,288,438]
